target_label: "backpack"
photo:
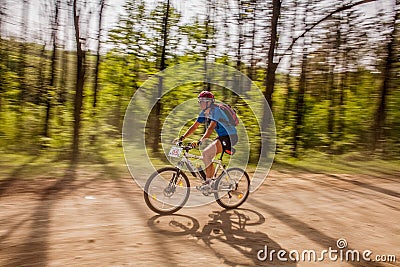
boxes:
[216,103,239,127]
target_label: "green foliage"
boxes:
[0,1,399,169]
[147,1,182,66]
[108,0,148,59]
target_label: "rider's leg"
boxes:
[202,139,223,179]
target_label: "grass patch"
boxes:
[273,151,399,177]
[0,148,130,180]
[1,148,398,181]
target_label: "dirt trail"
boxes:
[0,169,399,266]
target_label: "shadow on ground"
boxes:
[147,209,297,266]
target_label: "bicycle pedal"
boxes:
[196,184,213,196]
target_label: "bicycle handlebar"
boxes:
[174,141,196,152]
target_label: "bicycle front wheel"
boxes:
[214,167,250,209]
[144,167,190,215]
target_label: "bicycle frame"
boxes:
[176,149,228,184]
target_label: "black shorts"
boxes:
[216,134,238,152]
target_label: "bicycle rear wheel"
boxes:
[214,167,250,209]
[144,167,190,215]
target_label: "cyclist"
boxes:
[177,91,238,190]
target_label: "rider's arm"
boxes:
[200,121,217,143]
[181,121,200,140]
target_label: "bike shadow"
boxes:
[147,209,297,266]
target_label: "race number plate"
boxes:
[168,146,182,158]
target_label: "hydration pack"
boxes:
[217,103,239,127]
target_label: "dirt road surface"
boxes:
[0,169,399,266]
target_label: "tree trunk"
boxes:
[72,0,86,163]
[58,0,70,108]
[292,52,307,158]
[292,0,311,158]
[337,29,349,152]
[264,0,280,109]
[91,0,106,143]
[151,0,170,154]
[327,65,335,150]
[14,0,29,142]
[202,6,213,133]
[93,0,105,112]
[248,2,257,81]
[0,0,6,117]
[235,0,244,96]
[160,0,169,72]
[44,0,61,138]
[283,0,298,126]
[18,0,29,109]
[260,0,280,158]
[57,10,70,129]
[337,69,347,153]
[37,44,46,107]
[373,1,398,151]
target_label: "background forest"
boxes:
[0,0,399,173]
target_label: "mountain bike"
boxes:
[144,142,250,215]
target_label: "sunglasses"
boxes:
[198,98,212,103]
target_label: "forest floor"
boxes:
[0,158,399,266]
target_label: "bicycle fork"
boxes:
[164,170,181,196]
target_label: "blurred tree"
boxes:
[283,0,379,56]
[91,0,106,142]
[234,0,263,97]
[278,0,382,156]
[15,0,30,141]
[336,13,350,150]
[247,0,259,81]
[158,0,170,72]
[93,0,106,112]
[0,0,6,116]
[57,0,71,127]
[334,9,363,153]
[203,0,216,91]
[264,0,280,110]
[147,0,181,68]
[18,0,29,105]
[282,0,298,126]
[43,0,61,138]
[220,0,233,60]
[108,0,147,133]
[108,0,147,60]
[147,0,181,153]
[180,1,217,93]
[292,0,311,158]
[327,18,340,152]
[72,0,87,163]
[36,42,47,106]
[153,0,170,153]
[235,0,245,77]
[260,0,280,159]
[180,17,213,58]
[218,0,233,103]
[373,0,399,151]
